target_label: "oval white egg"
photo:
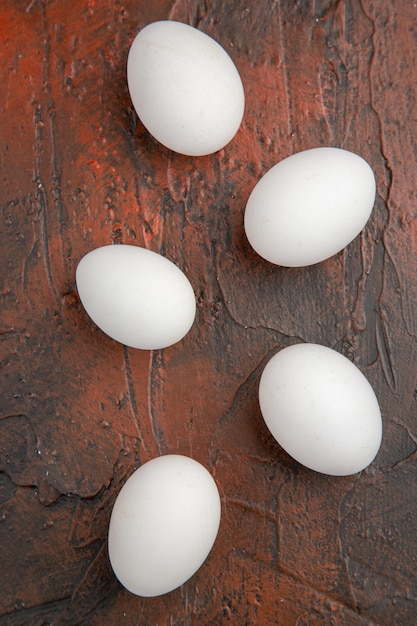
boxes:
[76,244,196,350]
[259,343,382,476]
[244,147,376,267]
[108,454,221,597]
[127,20,245,156]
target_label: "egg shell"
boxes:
[75,244,196,350]
[127,20,245,156]
[259,343,382,476]
[108,454,221,597]
[244,147,376,267]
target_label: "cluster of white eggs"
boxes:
[75,20,382,598]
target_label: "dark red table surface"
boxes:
[1,1,417,624]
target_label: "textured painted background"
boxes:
[1,1,417,624]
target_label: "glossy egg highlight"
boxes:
[108,455,221,597]
[244,147,376,267]
[259,343,382,476]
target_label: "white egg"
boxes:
[259,343,382,476]
[127,20,245,156]
[108,455,221,597]
[244,147,376,267]
[76,244,196,350]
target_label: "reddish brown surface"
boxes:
[1,1,417,624]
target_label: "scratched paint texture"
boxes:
[1,0,417,624]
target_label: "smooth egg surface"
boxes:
[259,343,382,476]
[76,244,196,350]
[108,455,221,597]
[127,20,245,156]
[244,147,376,267]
